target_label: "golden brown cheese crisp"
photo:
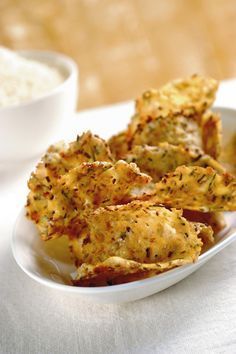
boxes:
[73,256,193,287]
[108,130,130,160]
[69,201,205,267]
[183,210,226,236]
[127,75,219,157]
[31,131,114,184]
[60,160,152,213]
[125,143,225,182]
[136,74,218,119]
[128,112,203,150]
[153,166,236,212]
[189,222,215,252]
[26,131,114,240]
[201,111,222,159]
[109,76,220,163]
[127,75,218,140]
[71,201,213,286]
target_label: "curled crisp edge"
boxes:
[73,256,196,287]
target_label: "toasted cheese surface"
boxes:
[129,113,203,150]
[108,76,220,169]
[71,201,215,286]
[108,131,129,160]
[70,201,204,266]
[183,210,225,248]
[135,75,218,119]
[201,111,222,159]
[125,143,224,182]
[26,131,114,240]
[73,256,192,287]
[153,166,236,212]
[60,160,152,211]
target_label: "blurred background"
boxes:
[1,0,236,110]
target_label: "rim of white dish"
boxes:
[0,49,78,112]
[11,208,236,294]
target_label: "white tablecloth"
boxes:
[1,80,236,354]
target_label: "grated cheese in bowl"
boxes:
[0,47,64,108]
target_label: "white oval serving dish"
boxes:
[11,106,236,304]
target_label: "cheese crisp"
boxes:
[125,143,224,182]
[182,210,225,239]
[201,111,222,159]
[108,131,129,160]
[26,131,114,240]
[127,74,218,142]
[70,202,204,266]
[109,75,221,165]
[26,74,236,287]
[135,74,218,118]
[153,166,236,212]
[60,160,151,211]
[73,257,190,287]
[70,202,213,285]
[128,112,203,150]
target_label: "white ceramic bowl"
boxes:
[0,50,78,163]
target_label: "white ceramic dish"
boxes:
[12,106,236,304]
[0,50,78,163]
